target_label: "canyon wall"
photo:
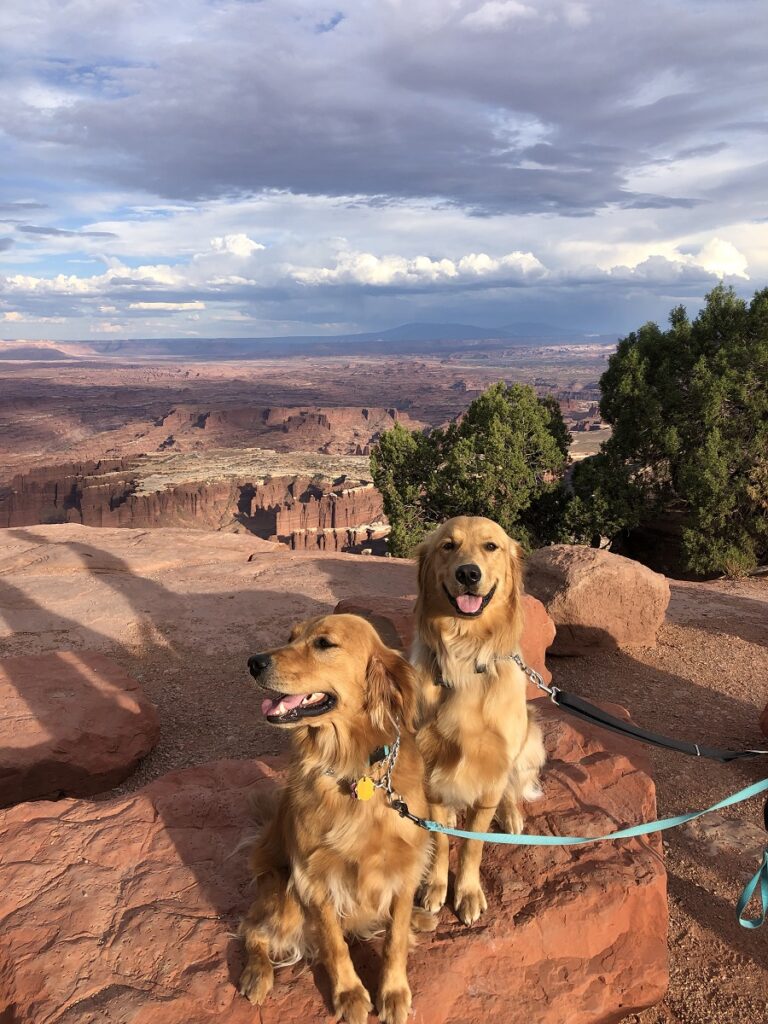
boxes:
[0,462,385,551]
[152,405,420,456]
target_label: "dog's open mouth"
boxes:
[443,582,497,617]
[260,690,337,723]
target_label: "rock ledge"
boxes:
[0,704,668,1024]
[0,650,159,807]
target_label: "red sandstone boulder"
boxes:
[0,651,159,807]
[518,592,557,688]
[334,592,556,688]
[526,545,670,656]
[334,594,417,651]
[760,702,768,738]
[0,703,667,1024]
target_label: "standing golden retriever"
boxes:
[238,613,432,1024]
[412,516,546,924]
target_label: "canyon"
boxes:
[0,455,385,552]
[0,345,611,550]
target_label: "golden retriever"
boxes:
[412,515,546,924]
[238,613,433,1024]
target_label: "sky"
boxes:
[0,0,766,342]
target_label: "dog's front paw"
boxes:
[333,983,373,1024]
[495,792,524,835]
[238,961,274,1004]
[454,883,487,925]
[419,879,447,913]
[377,983,412,1024]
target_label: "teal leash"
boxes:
[392,777,768,929]
[397,650,768,928]
[391,774,768,929]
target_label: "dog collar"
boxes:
[434,662,487,688]
[322,742,393,779]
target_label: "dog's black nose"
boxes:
[248,653,271,677]
[455,563,482,587]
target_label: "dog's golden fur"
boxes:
[238,614,432,1024]
[412,516,546,924]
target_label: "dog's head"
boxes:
[247,613,418,733]
[416,515,523,629]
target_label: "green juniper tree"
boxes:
[571,284,768,575]
[370,381,571,556]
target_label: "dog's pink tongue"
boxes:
[261,693,307,717]
[456,593,483,614]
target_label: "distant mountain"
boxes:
[0,345,77,361]
[362,322,509,342]
[3,322,617,362]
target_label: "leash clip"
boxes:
[390,796,423,826]
[509,653,559,702]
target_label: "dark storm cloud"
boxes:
[3,1,765,215]
[17,224,118,238]
[620,195,702,210]
[0,201,48,212]
[315,11,344,33]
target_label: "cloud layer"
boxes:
[0,0,765,338]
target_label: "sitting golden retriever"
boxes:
[412,515,546,924]
[238,613,432,1024]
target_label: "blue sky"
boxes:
[0,0,766,341]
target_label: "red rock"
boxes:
[519,592,557,689]
[0,461,384,548]
[760,702,768,738]
[526,545,670,656]
[0,704,667,1024]
[0,525,415,658]
[0,651,159,807]
[334,594,417,651]
[333,592,556,689]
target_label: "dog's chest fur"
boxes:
[287,755,431,933]
[416,654,529,809]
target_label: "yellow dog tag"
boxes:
[354,776,376,801]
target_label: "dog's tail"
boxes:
[247,784,282,827]
[231,784,285,866]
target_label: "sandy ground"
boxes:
[0,525,766,1021]
[555,577,768,1024]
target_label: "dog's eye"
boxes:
[442,541,455,551]
[314,636,337,650]
[485,542,499,551]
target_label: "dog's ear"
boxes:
[506,534,525,644]
[365,643,419,733]
[415,535,435,598]
[506,535,524,599]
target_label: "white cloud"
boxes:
[209,233,265,257]
[1,310,65,324]
[602,238,750,283]
[695,238,749,280]
[4,262,185,295]
[462,1,536,29]
[290,249,545,286]
[90,322,123,333]
[562,2,591,27]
